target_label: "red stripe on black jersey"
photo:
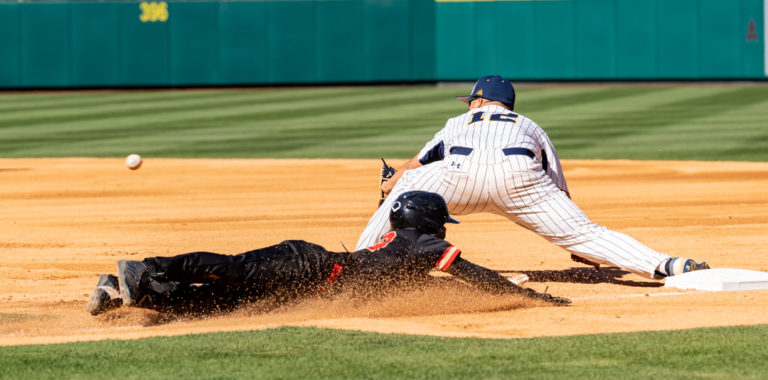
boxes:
[367,231,396,251]
[435,245,461,271]
[327,263,343,284]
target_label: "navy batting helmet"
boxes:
[389,191,459,239]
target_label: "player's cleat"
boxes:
[665,257,710,276]
[86,274,122,315]
[117,260,148,306]
[506,273,529,286]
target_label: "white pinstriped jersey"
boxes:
[416,105,568,193]
[356,104,670,278]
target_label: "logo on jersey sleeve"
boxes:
[367,231,396,251]
[435,245,461,271]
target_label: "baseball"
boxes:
[125,154,142,170]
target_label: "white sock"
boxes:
[656,259,672,276]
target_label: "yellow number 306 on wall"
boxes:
[139,1,169,23]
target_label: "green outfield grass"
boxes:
[2,326,768,379]
[1,84,767,160]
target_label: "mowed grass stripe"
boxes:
[2,326,768,379]
[522,86,709,121]
[657,96,768,161]
[0,89,241,113]
[0,87,386,129]
[541,86,735,139]
[144,86,655,145]
[516,86,666,114]
[543,86,768,160]
[0,92,115,109]
[100,92,457,157]
[0,86,602,134]
[81,86,511,157]
[0,86,444,133]
[0,86,644,137]
[0,90,269,128]
[0,88,381,144]
[0,87,364,112]
[0,87,454,156]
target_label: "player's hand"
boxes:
[381,180,393,196]
[520,287,571,306]
[379,158,396,206]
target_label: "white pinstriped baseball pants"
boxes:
[355,152,670,278]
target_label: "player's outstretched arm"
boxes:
[447,258,571,305]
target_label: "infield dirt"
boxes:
[1,158,768,346]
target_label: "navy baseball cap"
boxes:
[456,75,516,110]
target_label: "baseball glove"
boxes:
[378,157,396,206]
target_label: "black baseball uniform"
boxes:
[129,227,561,313]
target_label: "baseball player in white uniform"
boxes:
[356,75,709,279]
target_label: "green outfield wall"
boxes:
[436,0,766,80]
[0,0,765,88]
[0,0,436,87]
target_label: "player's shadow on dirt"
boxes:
[501,267,663,288]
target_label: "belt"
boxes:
[449,146,535,158]
[502,147,535,158]
[449,146,474,155]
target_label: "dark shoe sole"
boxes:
[87,274,122,315]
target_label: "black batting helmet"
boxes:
[389,191,459,238]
